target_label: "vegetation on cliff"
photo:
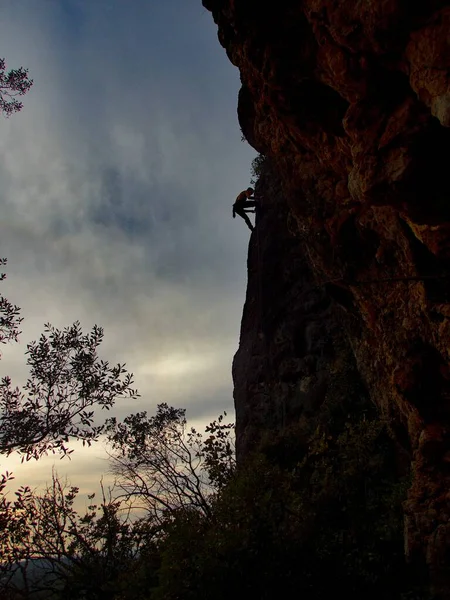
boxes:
[1,334,420,599]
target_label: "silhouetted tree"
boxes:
[0,259,139,460]
[0,58,33,116]
[0,259,23,347]
[0,473,158,600]
[106,405,235,525]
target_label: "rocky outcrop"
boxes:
[203,1,450,597]
[232,160,365,462]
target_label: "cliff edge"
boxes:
[204,1,450,597]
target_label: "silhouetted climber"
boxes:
[233,187,258,231]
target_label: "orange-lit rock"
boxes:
[204,0,450,596]
[407,8,450,127]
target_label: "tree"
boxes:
[250,153,267,185]
[0,405,236,600]
[0,258,147,599]
[0,259,23,348]
[106,404,235,525]
[0,472,159,600]
[0,259,139,460]
[0,321,139,460]
[0,58,33,116]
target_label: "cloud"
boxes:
[0,0,255,489]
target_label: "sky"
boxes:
[0,0,256,498]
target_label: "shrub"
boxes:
[154,388,414,600]
[250,154,267,185]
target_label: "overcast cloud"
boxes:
[0,0,255,493]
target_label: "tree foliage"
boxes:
[0,321,138,460]
[0,473,158,600]
[0,259,23,348]
[0,58,33,116]
[250,153,267,186]
[106,404,235,524]
[0,390,422,600]
[0,259,138,460]
[154,404,413,600]
[0,405,236,600]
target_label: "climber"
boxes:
[233,187,258,231]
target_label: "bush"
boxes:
[154,387,415,600]
[250,154,267,185]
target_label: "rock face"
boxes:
[232,161,357,461]
[203,0,450,597]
